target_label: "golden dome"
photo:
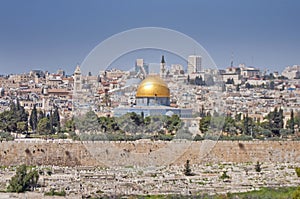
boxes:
[136,75,170,98]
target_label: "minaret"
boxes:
[74,65,82,93]
[160,55,166,78]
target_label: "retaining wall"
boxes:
[0,140,299,167]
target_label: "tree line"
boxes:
[199,108,300,140]
[0,100,60,135]
[1,100,299,141]
[70,111,183,141]
[0,100,183,140]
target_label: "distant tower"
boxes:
[230,52,234,67]
[160,55,166,78]
[188,55,202,74]
[135,59,144,73]
[74,65,82,93]
[135,58,149,79]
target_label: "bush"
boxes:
[152,134,174,141]
[255,161,262,172]
[57,133,67,139]
[175,129,193,140]
[295,167,300,177]
[193,134,204,141]
[220,171,230,180]
[7,165,39,193]
[0,132,14,141]
[231,135,253,141]
[184,160,194,176]
[292,187,300,199]
[44,189,66,196]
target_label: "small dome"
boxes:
[136,75,170,98]
[165,111,174,117]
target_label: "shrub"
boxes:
[292,187,300,199]
[295,168,300,177]
[44,189,66,196]
[7,165,39,193]
[184,160,194,176]
[193,134,204,141]
[220,171,230,180]
[255,161,262,172]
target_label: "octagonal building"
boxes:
[136,75,170,106]
[113,75,192,118]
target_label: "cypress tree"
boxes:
[290,109,295,134]
[37,110,45,122]
[184,160,193,176]
[52,107,60,132]
[9,100,16,113]
[16,98,20,111]
[49,110,54,134]
[29,104,38,132]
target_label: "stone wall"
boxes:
[0,140,299,167]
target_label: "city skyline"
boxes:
[0,0,299,74]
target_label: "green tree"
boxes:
[76,110,99,133]
[295,167,300,177]
[37,117,51,135]
[292,187,300,199]
[266,108,284,136]
[143,116,165,134]
[193,134,204,141]
[0,111,16,132]
[200,105,205,117]
[294,111,300,133]
[7,165,39,193]
[9,100,16,113]
[17,121,28,133]
[199,115,211,133]
[220,171,230,180]
[16,98,21,111]
[129,112,144,126]
[287,109,295,134]
[116,113,143,134]
[29,105,38,132]
[184,160,193,176]
[37,110,45,121]
[52,106,60,132]
[0,100,28,133]
[175,128,193,140]
[243,113,250,135]
[223,116,237,135]
[164,114,182,133]
[255,161,262,172]
[15,103,28,123]
[48,110,54,134]
[64,118,75,132]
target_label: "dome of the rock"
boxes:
[136,75,170,98]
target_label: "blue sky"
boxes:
[0,0,299,74]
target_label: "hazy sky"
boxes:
[0,0,299,74]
